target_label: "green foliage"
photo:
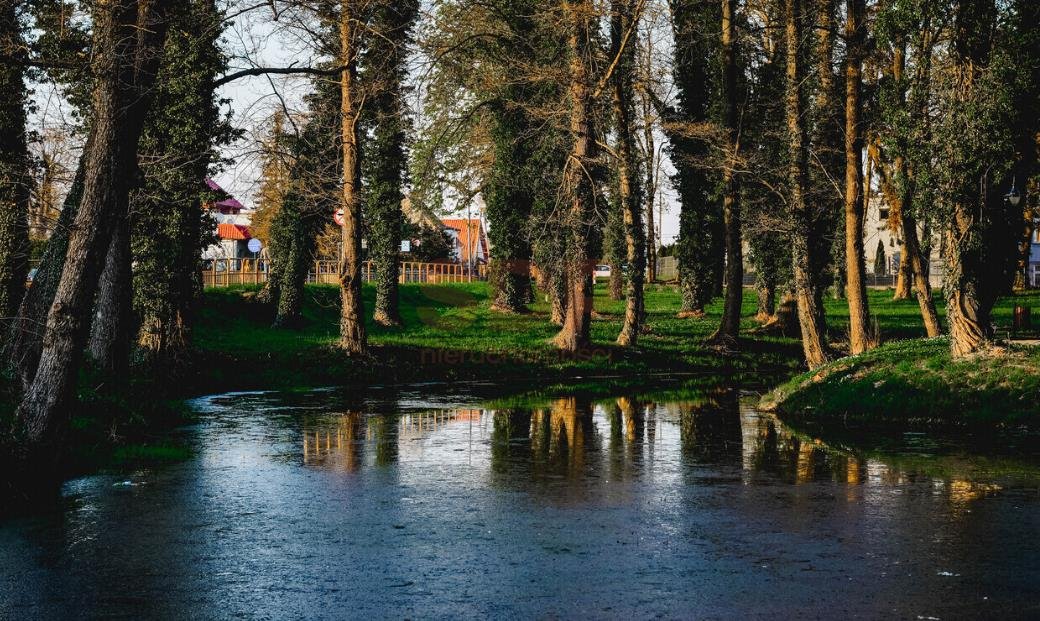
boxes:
[132,0,236,372]
[873,239,887,275]
[0,1,31,320]
[667,0,724,313]
[360,0,419,324]
[269,72,342,327]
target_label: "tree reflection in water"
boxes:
[292,389,1032,509]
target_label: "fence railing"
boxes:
[201,258,487,288]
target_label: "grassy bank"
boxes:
[192,282,1040,430]
[6,282,1040,487]
[763,337,1040,432]
[192,281,803,394]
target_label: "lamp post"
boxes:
[1006,177,1022,207]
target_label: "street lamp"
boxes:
[1006,177,1022,207]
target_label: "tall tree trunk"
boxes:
[714,0,743,344]
[273,204,316,328]
[640,89,657,283]
[612,0,645,346]
[15,0,170,462]
[901,207,942,336]
[8,159,84,389]
[0,1,31,326]
[553,0,597,352]
[893,243,912,298]
[891,103,914,307]
[88,215,131,376]
[549,267,567,326]
[944,0,1000,357]
[756,278,776,321]
[364,2,417,328]
[133,0,222,378]
[842,0,871,354]
[338,0,367,355]
[785,0,830,369]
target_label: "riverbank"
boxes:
[762,337,1040,434]
[6,282,1040,488]
[190,282,802,395]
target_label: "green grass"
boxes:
[765,337,1040,431]
[192,281,810,394]
[192,281,1040,432]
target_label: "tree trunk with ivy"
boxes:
[714,0,743,344]
[15,0,170,468]
[941,0,1013,357]
[362,1,418,327]
[131,0,225,377]
[0,1,31,328]
[668,0,722,318]
[612,0,645,346]
[553,0,597,352]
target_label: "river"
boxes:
[1,382,1038,619]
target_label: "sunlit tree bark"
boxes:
[553,0,597,352]
[338,0,367,354]
[842,0,871,354]
[784,0,830,369]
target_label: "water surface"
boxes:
[2,383,1038,619]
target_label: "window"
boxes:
[879,208,889,221]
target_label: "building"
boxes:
[203,179,256,261]
[441,218,488,267]
[1028,224,1040,287]
[863,195,942,286]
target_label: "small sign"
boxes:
[247,238,262,254]
[333,209,345,226]
[401,240,411,252]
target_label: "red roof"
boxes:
[217,223,251,240]
[442,218,487,264]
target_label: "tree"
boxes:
[611,0,646,346]
[784,0,830,369]
[873,238,887,276]
[127,0,233,379]
[936,0,1019,356]
[15,0,173,473]
[842,0,872,354]
[713,0,743,344]
[665,0,722,319]
[872,0,942,337]
[251,111,293,305]
[362,0,419,327]
[0,0,31,326]
[553,0,599,352]
[338,0,367,354]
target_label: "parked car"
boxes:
[594,264,611,279]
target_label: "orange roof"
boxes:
[217,223,251,240]
[442,218,487,264]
